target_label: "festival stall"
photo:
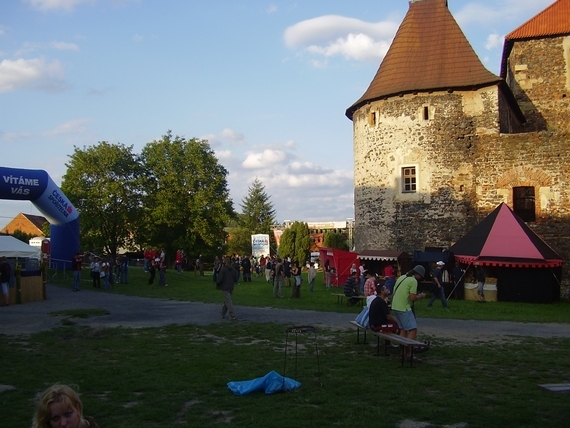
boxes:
[0,235,44,304]
[448,203,563,303]
[318,247,360,287]
[357,250,412,278]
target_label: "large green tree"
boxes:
[61,142,144,256]
[225,221,252,256]
[278,221,310,265]
[323,231,349,251]
[278,227,295,260]
[293,221,311,265]
[228,178,277,256]
[139,131,234,261]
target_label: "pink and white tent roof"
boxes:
[449,203,564,268]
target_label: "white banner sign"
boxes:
[251,234,270,258]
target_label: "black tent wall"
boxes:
[495,267,561,303]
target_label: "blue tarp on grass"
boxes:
[227,370,301,395]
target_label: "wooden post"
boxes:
[41,260,47,300]
[15,262,22,305]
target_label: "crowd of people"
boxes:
[66,248,475,360]
[70,252,131,292]
[350,260,476,363]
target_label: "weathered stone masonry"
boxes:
[351,8,570,280]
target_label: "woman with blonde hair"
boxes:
[33,384,99,428]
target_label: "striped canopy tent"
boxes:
[357,250,412,278]
[449,203,563,303]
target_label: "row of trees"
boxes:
[61,132,234,261]
[60,131,350,263]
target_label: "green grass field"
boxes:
[50,265,570,323]
[1,266,569,427]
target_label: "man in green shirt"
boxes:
[391,265,427,361]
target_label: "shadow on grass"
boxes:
[2,322,569,427]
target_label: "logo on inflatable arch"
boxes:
[0,166,80,268]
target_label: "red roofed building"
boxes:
[347,0,570,283]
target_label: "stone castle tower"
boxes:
[346,0,570,272]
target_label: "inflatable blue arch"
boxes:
[0,167,79,268]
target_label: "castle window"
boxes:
[513,186,536,222]
[368,111,376,126]
[402,167,417,193]
[423,106,429,120]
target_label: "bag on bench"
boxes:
[354,306,369,329]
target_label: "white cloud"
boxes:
[215,149,233,161]
[0,58,67,92]
[43,118,91,137]
[87,85,114,96]
[208,128,354,222]
[485,33,503,50]
[306,33,391,61]
[284,15,398,63]
[15,40,78,56]
[283,15,399,63]
[310,59,327,68]
[133,34,144,43]
[284,140,297,149]
[266,4,277,14]
[15,42,41,56]
[0,131,34,142]
[24,0,94,11]
[288,161,329,175]
[220,128,245,142]
[202,133,222,148]
[242,149,288,169]
[50,41,79,50]
[284,15,396,47]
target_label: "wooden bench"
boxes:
[349,320,427,367]
[333,294,366,306]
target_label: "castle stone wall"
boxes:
[505,36,570,132]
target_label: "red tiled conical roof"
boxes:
[506,0,570,40]
[346,0,501,119]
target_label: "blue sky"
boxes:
[0,0,555,229]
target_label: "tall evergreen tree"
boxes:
[239,178,276,234]
[228,178,277,256]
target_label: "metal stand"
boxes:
[283,325,322,387]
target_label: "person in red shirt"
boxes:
[384,264,396,294]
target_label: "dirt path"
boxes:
[1,284,569,342]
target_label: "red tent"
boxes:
[318,247,360,287]
[449,203,563,302]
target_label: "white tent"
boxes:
[0,236,41,258]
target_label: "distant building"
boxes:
[346,0,570,274]
[0,213,48,237]
[279,219,354,251]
